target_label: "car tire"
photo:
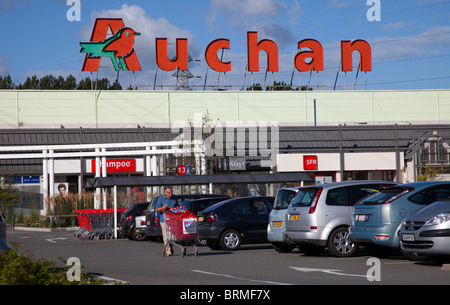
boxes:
[220,229,242,251]
[327,227,357,257]
[131,228,146,241]
[271,242,295,253]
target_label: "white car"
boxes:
[268,187,302,253]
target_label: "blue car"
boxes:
[349,181,450,258]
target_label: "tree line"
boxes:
[0,74,126,90]
[246,81,313,91]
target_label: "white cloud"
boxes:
[371,26,450,60]
[82,4,198,69]
[208,0,296,48]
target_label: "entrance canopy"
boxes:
[84,172,312,189]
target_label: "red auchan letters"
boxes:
[159,31,372,73]
[82,18,372,73]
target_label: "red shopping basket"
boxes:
[165,209,197,241]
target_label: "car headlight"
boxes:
[424,212,450,226]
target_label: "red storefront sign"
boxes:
[91,159,136,173]
[303,155,318,170]
[82,19,372,73]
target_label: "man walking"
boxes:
[155,186,177,255]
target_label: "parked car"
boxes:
[283,181,397,257]
[399,196,450,261]
[267,187,302,253]
[197,196,275,251]
[145,194,230,241]
[118,202,150,241]
[349,181,450,258]
[0,210,8,251]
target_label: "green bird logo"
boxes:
[80,27,140,71]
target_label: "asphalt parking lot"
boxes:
[4,226,450,289]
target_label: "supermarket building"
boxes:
[0,89,449,213]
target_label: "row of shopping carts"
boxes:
[73,208,126,240]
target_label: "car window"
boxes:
[290,188,319,207]
[231,201,251,215]
[147,197,160,212]
[250,199,267,214]
[410,184,450,205]
[357,187,407,205]
[408,189,426,204]
[326,187,350,206]
[180,201,193,211]
[351,184,388,205]
[274,189,297,209]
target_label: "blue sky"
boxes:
[1,0,450,90]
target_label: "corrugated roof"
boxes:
[0,125,449,174]
[85,172,312,188]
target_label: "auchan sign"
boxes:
[81,18,372,73]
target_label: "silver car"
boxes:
[400,197,450,260]
[283,181,397,257]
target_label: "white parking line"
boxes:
[45,237,67,243]
[94,275,130,285]
[289,266,367,278]
[192,270,292,285]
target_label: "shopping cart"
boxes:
[73,208,125,240]
[163,207,198,257]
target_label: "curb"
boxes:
[9,225,79,233]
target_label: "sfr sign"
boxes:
[303,155,318,170]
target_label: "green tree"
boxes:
[417,166,443,181]
[0,75,14,89]
[0,176,20,218]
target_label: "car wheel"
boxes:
[271,242,295,253]
[220,229,242,251]
[131,228,146,241]
[327,227,357,257]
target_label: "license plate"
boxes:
[356,215,368,222]
[147,221,150,225]
[198,216,204,222]
[402,234,415,241]
[135,229,139,233]
[273,221,282,227]
[119,226,123,230]
[290,215,300,221]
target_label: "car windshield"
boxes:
[274,189,298,210]
[179,201,193,211]
[290,188,319,207]
[356,187,406,205]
